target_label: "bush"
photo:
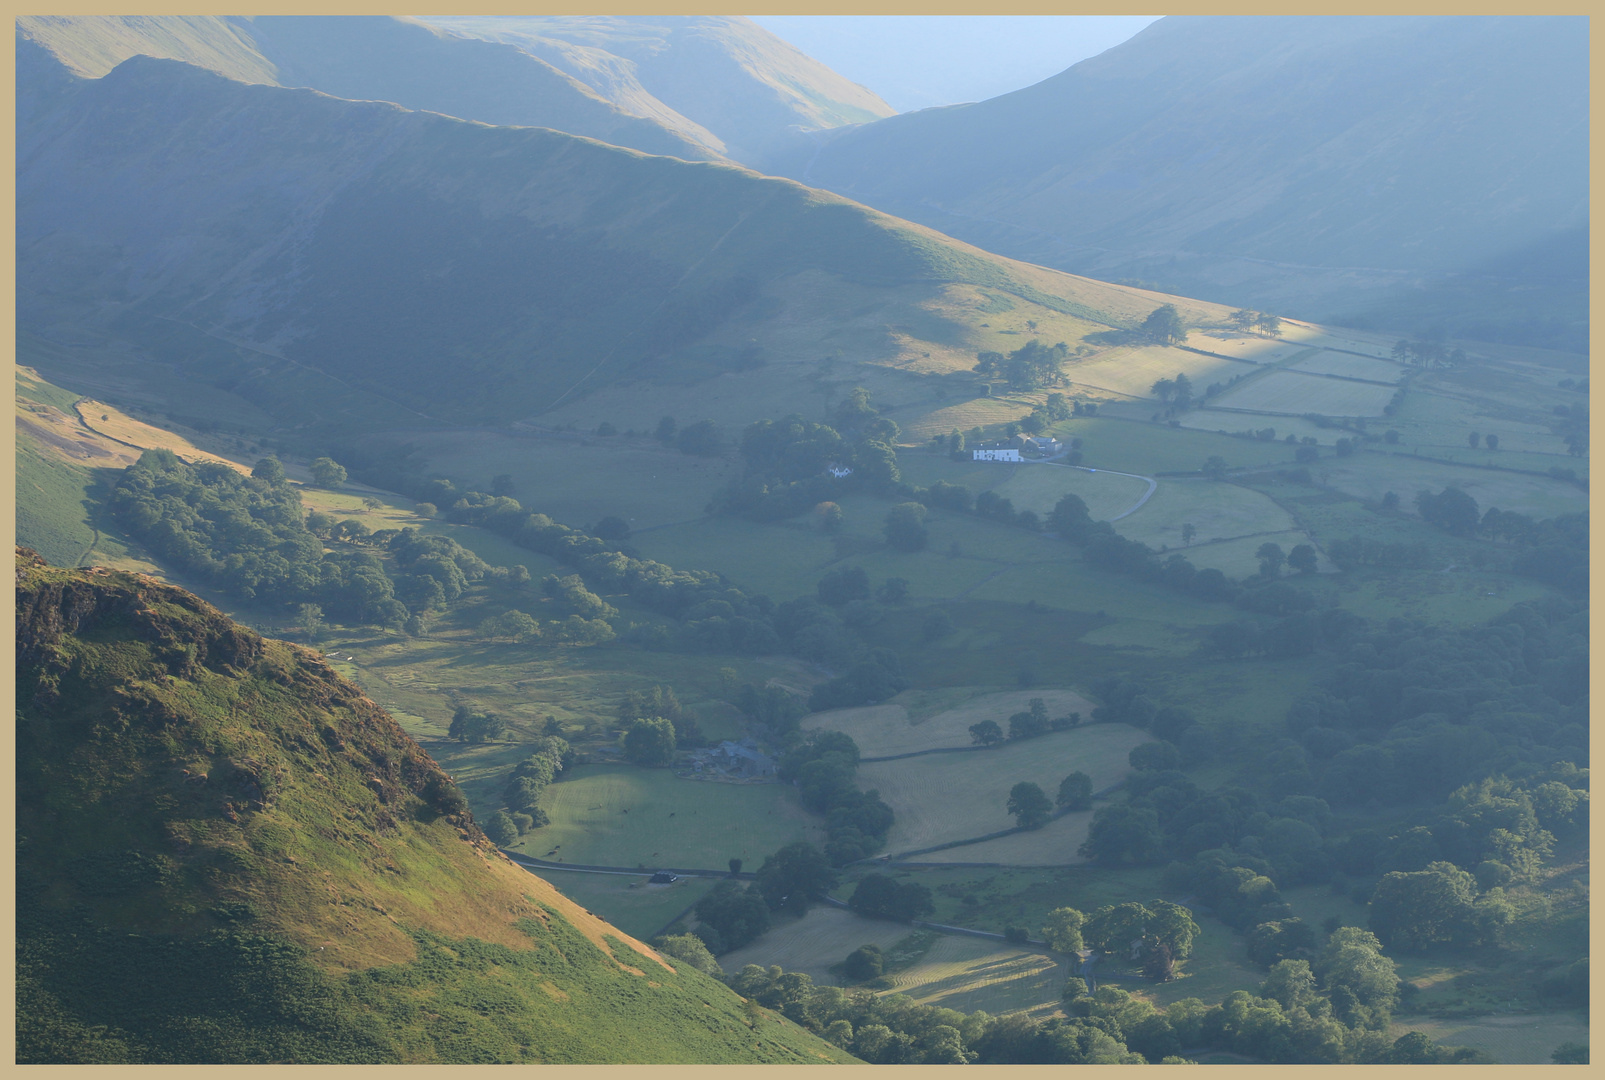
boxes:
[884,502,929,552]
[653,933,722,975]
[622,717,677,766]
[482,811,520,846]
[844,944,885,981]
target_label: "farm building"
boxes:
[973,441,1022,462]
[1014,434,1063,456]
[711,740,776,777]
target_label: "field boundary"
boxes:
[820,894,1057,951]
[854,778,1125,864]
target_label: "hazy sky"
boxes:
[748,15,1164,113]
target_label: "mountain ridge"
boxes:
[18,50,1239,436]
[15,547,854,1063]
[780,15,1588,343]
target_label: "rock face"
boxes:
[13,549,854,1064]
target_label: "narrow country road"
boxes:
[1025,457,1159,521]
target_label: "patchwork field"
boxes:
[1114,477,1301,549]
[1312,454,1587,521]
[880,934,1068,1017]
[1185,333,1319,364]
[529,866,720,942]
[856,723,1149,855]
[1065,344,1247,401]
[1208,371,1398,416]
[716,905,917,985]
[993,463,1150,520]
[506,764,826,870]
[804,687,1096,759]
[1288,351,1408,383]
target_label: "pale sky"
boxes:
[748,15,1164,112]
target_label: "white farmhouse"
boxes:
[973,441,1022,462]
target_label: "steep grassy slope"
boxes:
[14,549,854,1063]
[16,16,715,162]
[18,50,1235,436]
[417,15,896,164]
[787,15,1587,345]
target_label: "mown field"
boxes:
[1065,343,1248,401]
[1209,370,1398,416]
[1185,333,1318,364]
[803,687,1095,759]
[856,723,1148,855]
[716,905,920,985]
[880,934,1068,1018]
[502,764,826,870]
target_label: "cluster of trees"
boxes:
[1201,604,1369,661]
[111,450,431,628]
[711,955,1473,1064]
[420,488,786,657]
[776,733,895,865]
[1284,598,1587,809]
[447,705,507,743]
[622,717,677,766]
[692,840,848,953]
[112,451,330,603]
[1229,309,1283,337]
[485,734,575,841]
[1149,372,1194,408]
[651,415,724,457]
[1411,487,1589,595]
[619,684,703,748]
[848,873,935,923]
[967,697,1083,747]
[710,393,903,521]
[1049,493,1241,603]
[974,340,1071,391]
[476,571,618,646]
[1142,304,1187,345]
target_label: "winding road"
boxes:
[1024,456,1159,522]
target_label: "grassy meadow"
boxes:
[856,723,1149,854]
[502,764,826,870]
